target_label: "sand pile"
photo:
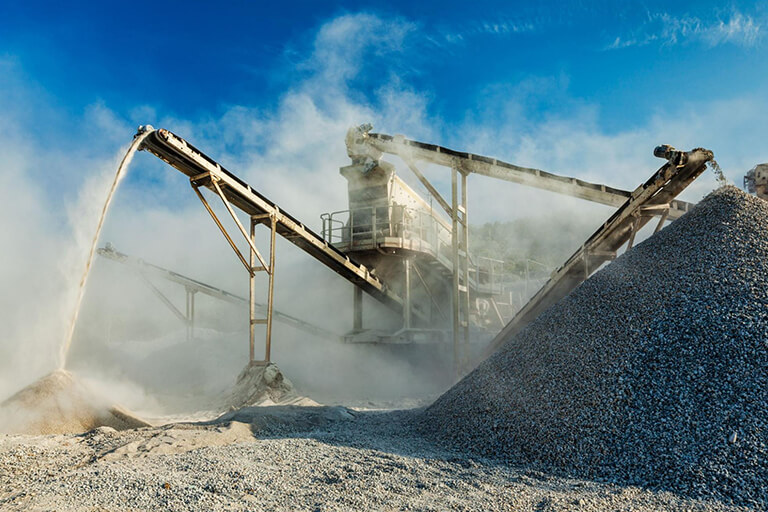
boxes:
[225,362,318,409]
[0,369,149,434]
[422,186,768,507]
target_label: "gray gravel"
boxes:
[0,408,747,511]
[421,186,768,508]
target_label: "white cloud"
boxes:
[430,16,537,48]
[302,13,416,86]
[607,10,762,50]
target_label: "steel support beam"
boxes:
[353,286,363,330]
[361,131,694,220]
[412,262,447,321]
[451,169,460,373]
[450,168,471,374]
[249,218,257,362]
[461,171,470,367]
[403,258,412,329]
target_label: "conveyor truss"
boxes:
[136,125,712,371]
[348,127,710,368]
[96,244,342,343]
[139,127,400,364]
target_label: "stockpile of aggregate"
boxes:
[225,362,317,409]
[422,186,768,507]
[0,370,149,434]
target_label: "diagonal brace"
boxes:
[192,184,254,275]
[210,178,271,272]
[412,262,447,320]
[139,272,188,323]
[403,158,453,217]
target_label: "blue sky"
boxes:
[2,0,766,133]
[2,1,767,247]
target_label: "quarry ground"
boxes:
[0,407,749,512]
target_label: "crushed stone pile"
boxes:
[224,362,318,409]
[0,370,149,434]
[421,186,768,508]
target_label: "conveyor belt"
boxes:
[97,246,343,342]
[139,128,403,312]
[483,147,713,358]
[363,132,694,220]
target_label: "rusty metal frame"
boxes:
[210,178,271,273]
[189,173,277,364]
[248,214,277,364]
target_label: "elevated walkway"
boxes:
[321,205,507,298]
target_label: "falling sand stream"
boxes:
[58,127,154,368]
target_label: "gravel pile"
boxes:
[0,411,745,511]
[422,186,768,507]
[225,363,318,409]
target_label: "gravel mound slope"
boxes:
[422,186,768,507]
[0,412,746,511]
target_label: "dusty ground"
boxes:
[0,406,749,512]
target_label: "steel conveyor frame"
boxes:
[481,147,714,359]
[360,131,694,220]
[139,128,401,309]
[138,128,403,363]
[97,245,343,343]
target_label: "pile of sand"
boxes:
[225,362,318,409]
[0,369,149,434]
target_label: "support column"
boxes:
[265,215,276,362]
[451,168,460,374]
[404,257,412,329]
[461,172,470,366]
[190,290,196,340]
[185,288,197,341]
[353,286,363,330]
[185,288,191,341]
[249,218,256,362]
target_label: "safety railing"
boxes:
[322,206,520,295]
[321,205,449,252]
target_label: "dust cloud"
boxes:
[0,13,758,430]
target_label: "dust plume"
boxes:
[2,12,768,423]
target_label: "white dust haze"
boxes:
[1,12,765,416]
[59,130,153,369]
